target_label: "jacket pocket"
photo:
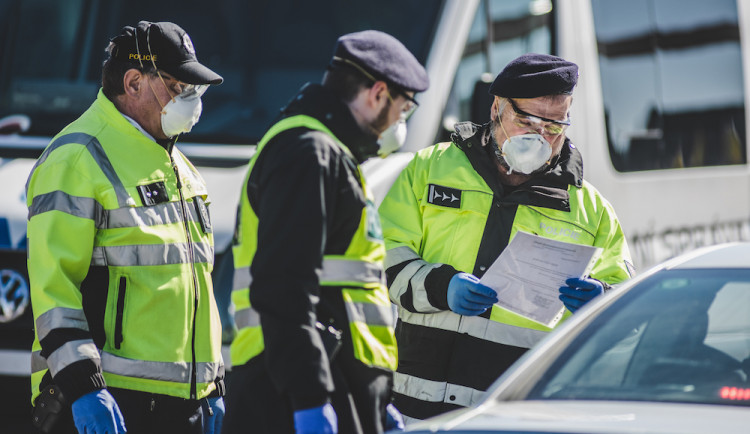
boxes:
[114,276,127,349]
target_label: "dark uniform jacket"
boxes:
[224,83,393,434]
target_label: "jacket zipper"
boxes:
[172,157,200,400]
[114,276,127,349]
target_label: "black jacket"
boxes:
[241,83,391,427]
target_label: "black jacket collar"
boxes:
[451,121,584,211]
[278,83,379,163]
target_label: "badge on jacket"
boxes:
[427,184,462,209]
[137,181,169,206]
[194,196,212,234]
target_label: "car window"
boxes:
[529,269,750,406]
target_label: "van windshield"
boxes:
[0,0,442,144]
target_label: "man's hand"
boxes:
[71,389,127,434]
[293,403,337,434]
[202,396,225,434]
[447,273,498,316]
[558,277,604,312]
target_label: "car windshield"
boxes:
[0,0,441,144]
[527,268,750,407]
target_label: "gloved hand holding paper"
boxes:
[479,231,602,327]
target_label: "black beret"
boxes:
[489,53,578,98]
[110,21,222,85]
[333,30,429,92]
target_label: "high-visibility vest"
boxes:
[27,89,223,404]
[230,115,397,371]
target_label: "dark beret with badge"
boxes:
[489,53,578,98]
[109,21,222,85]
[331,30,429,93]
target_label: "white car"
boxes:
[403,243,750,433]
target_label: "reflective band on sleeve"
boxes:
[393,372,484,408]
[344,301,394,327]
[101,352,221,384]
[46,339,100,376]
[233,306,261,329]
[27,191,102,225]
[26,133,134,208]
[384,245,420,269]
[397,309,547,349]
[391,259,443,312]
[36,307,89,341]
[31,350,46,374]
[91,242,213,266]
[233,266,252,292]
[320,258,384,285]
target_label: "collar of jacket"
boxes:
[99,89,177,154]
[277,83,379,163]
[451,121,585,211]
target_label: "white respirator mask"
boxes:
[498,133,553,174]
[160,84,207,137]
[377,118,407,157]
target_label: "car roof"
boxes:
[663,242,750,270]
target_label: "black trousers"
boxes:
[36,387,205,434]
[222,355,392,434]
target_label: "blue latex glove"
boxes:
[558,277,604,312]
[447,273,498,316]
[202,396,225,434]
[294,403,337,434]
[385,403,405,431]
[71,389,127,434]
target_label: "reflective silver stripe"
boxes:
[105,200,200,229]
[233,266,252,292]
[101,352,221,384]
[384,245,420,269]
[401,414,423,426]
[393,372,485,408]
[344,301,393,327]
[234,306,261,329]
[27,191,102,225]
[234,260,382,290]
[194,241,215,266]
[36,307,89,341]
[46,339,100,376]
[27,133,134,208]
[31,350,47,374]
[390,256,443,313]
[398,309,548,349]
[320,259,384,284]
[90,242,213,266]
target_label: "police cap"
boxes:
[489,53,578,98]
[332,30,429,93]
[110,21,223,85]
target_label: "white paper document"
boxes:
[479,231,602,328]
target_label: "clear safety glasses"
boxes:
[507,98,570,136]
[332,56,419,120]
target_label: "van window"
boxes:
[0,0,442,144]
[592,0,747,172]
[440,0,554,141]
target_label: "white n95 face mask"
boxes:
[499,133,553,174]
[161,85,207,137]
[377,119,407,157]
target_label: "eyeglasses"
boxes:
[332,56,419,119]
[506,98,570,136]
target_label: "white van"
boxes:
[1,0,748,429]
